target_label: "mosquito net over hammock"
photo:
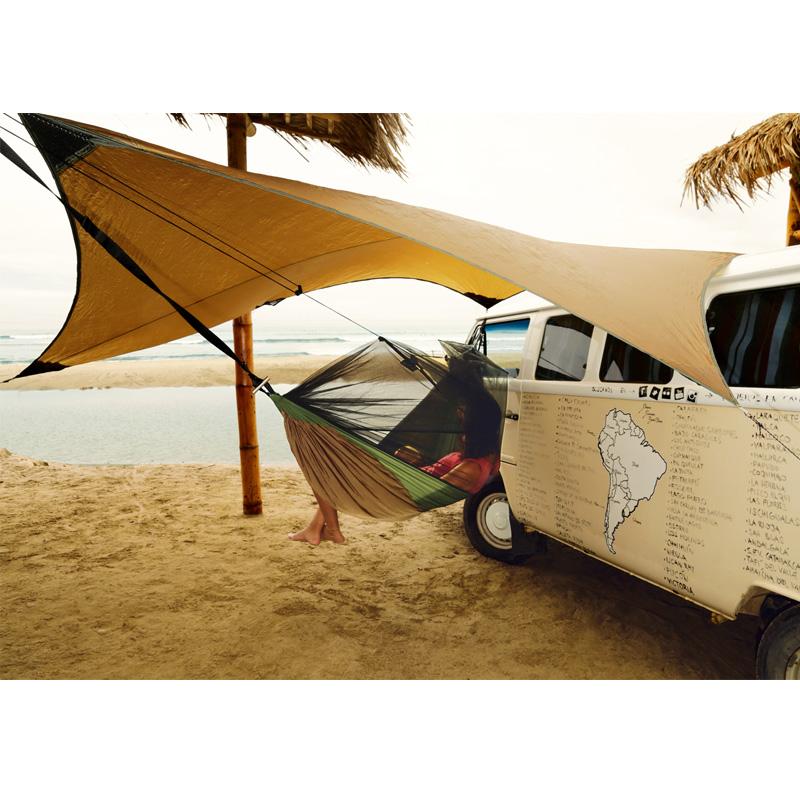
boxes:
[270,338,508,519]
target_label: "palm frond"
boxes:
[684,113,800,208]
[168,112,409,175]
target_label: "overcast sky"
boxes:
[0,112,790,336]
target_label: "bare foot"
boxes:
[321,525,346,544]
[288,525,323,545]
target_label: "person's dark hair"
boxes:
[441,346,503,459]
[461,389,502,458]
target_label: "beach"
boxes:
[1,351,761,678]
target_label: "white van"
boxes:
[462,246,800,679]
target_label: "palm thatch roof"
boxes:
[169,113,409,175]
[685,113,800,208]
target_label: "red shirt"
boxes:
[421,451,498,493]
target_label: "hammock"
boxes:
[269,338,508,519]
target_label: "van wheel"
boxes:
[462,479,533,565]
[756,603,800,679]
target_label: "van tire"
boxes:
[462,478,535,565]
[756,603,800,679]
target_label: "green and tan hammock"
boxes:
[269,338,507,519]
[273,394,469,519]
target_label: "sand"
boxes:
[0,356,329,391]
[1,355,761,678]
[1,445,759,679]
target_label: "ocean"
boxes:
[0,385,297,466]
[0,328,471,465]
[0,329,469,365]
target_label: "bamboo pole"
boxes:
[787,166,800,247]
[227,113,263,515]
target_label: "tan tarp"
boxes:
[17,114,736,399]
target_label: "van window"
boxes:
[484,319,530,376]
[600,335,673,383]
[535,314,594,381]
[707,284,800,388]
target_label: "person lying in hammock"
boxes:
[393,399,500,493]
[288,398,500,546]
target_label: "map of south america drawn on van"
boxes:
[597,410,667,554]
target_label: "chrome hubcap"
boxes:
[477,493,512,550]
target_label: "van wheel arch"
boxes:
[462,476,543,565]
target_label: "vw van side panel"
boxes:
[480,252,800,619]
[504,381,800,618]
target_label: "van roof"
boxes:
[474,245,800,323]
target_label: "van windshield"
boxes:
[484,319,530,376]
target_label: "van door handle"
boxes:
[505,412,519,421]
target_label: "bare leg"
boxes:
[315,492,345,544]
[288,505,324,545]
